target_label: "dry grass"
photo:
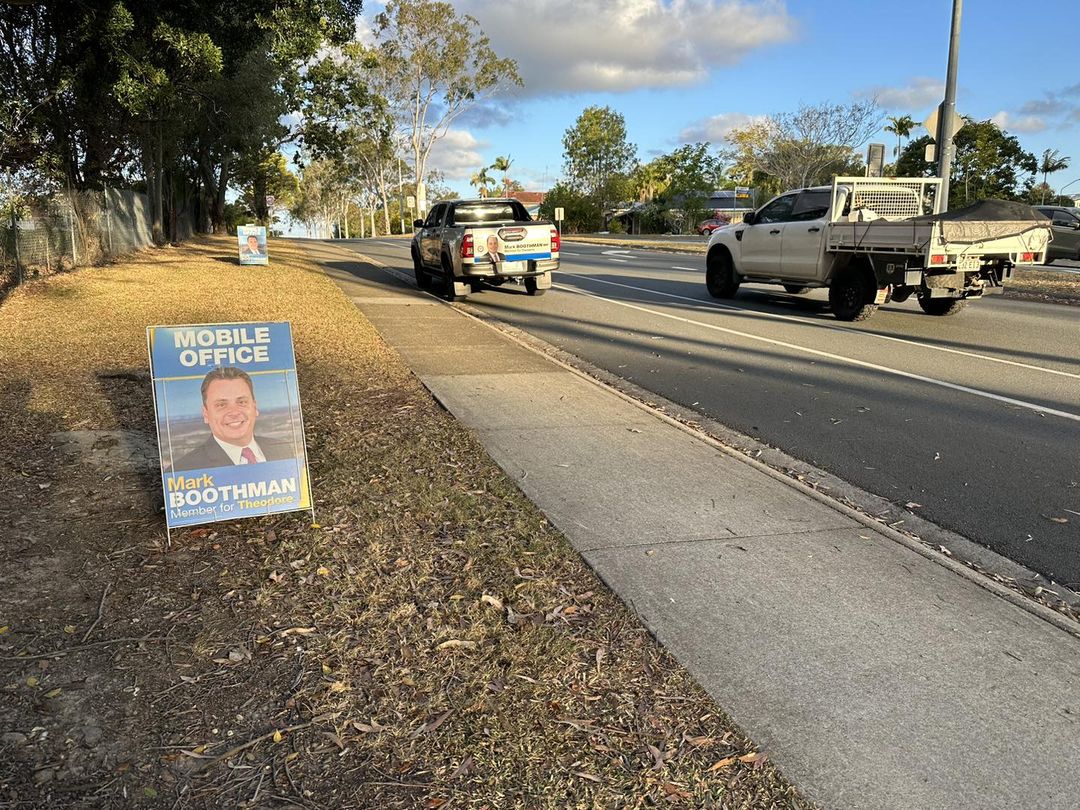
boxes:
[568,236,708,255]
[0,236,812,808]
[1006,265,1080,305]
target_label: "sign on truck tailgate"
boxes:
[467,226,551,272]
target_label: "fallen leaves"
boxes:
[709,751,768,772]
[436,639,477,651]
[351,719,386,734]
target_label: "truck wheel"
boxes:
[706,248,740,298]
[917,295,967,316]
[783,284,810,295]
[441,257,466,302]
[524,276,546,296]
[413,248,432,290]
[829,267,878,321]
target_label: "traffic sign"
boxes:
[554,207,565,221]
[924,104,964,141]
[866,143,886,177]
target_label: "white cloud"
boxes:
[857,77,943,112]
[1006,84,1080,131]
[990,111,1047,134]
[455,0,796,95]
[678,112,765,143]
[427,129,490,182]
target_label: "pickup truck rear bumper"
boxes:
[461,258,559,279]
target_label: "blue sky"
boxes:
[380,0,1080,197]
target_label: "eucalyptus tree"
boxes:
[562,106,638,218]
[727,100,881,190]
[369,0,522,215]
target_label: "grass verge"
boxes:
[0,236,812,808]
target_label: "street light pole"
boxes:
[1056,177,1080,201]
[936,0,963,211]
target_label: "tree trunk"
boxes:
[253,170,269,224]
[151,120,165,245]
[141,130,162,245]
[211,154,230,234]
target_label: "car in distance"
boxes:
[697,215,731,236]
[1034,206,1080,263]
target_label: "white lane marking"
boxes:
[608,258,629,263]
[602,249,633,256]
[560,250,581,255]
[559,272,1080,382]
[672,266,699,272]
[551,280,1080,423]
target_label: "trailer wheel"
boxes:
[783,284,810,295]
[917,295,967,316]
[413,248,432,290]
[706,248,740,298]
[829,266,878,321]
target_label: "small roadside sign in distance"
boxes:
[554,207,565,221]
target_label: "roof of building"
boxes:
[509,191,547,205]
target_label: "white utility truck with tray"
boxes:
[705,177,1052,320]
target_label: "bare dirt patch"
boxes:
[0,236,812,807]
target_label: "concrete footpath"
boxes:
[314,244,1080,810]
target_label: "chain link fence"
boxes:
[1,187,192,292]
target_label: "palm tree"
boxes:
[491,155,513,194]
[884,114,916,161]
[470,167,494,198]
[1039,149,1071,204]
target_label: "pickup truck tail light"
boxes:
[1020,252,1034,263]
[930,254,947,266]
[551,228,561,253]
[460,233,474,259]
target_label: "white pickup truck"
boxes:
[705,177,1052,320]
[411,198,560,301]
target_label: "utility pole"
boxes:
[936,0,962,211]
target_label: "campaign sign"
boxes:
[468,227,552,273]
[147,322,312,529]
[237,225,268,265]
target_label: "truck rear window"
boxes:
[451,202,530,224]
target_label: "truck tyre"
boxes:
[524,276,546,296]
[829,266,878,321]
[706,248,740,298]
[441,256,466,302]
[783,284,810,295]
[917,295,967,316]
[413,248,432,290]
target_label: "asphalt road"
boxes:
[335,237,1080,588]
